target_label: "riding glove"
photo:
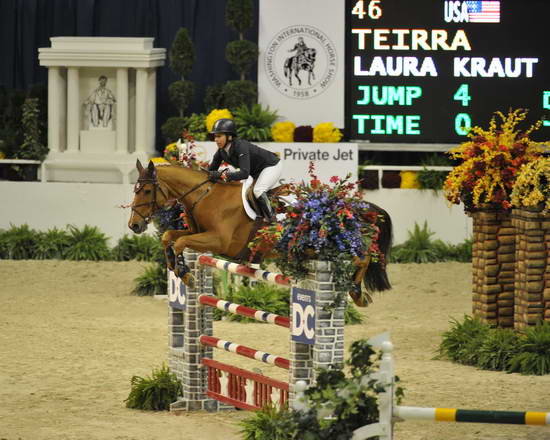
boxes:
[208,170,222,182]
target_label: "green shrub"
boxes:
[391,223,472,263]
[240,404,296,440]
[224,283,289,323]
[34,227,71,259]
[185,113,208,141]
[161,116,187,143]
[125,364,182,411]
[476,328,521,371]
[391,221,439,263]
[168,80,195,117]
[437,315,491,365]
[16,97,48,162]
[507,322,550,375]
[223,80,257,111]
[226,40,259,80]
[64,225,111,261]
[132,263,167,296]
[112,234,162,262]
[417,168,449,192]
[0,229,8,259]
[3,223,39,259]
[204,84,226,113]
[233,103,278,142]
[344,302,363,325]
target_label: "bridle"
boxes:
[131,171,211,225]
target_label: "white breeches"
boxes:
[253,161,283,198]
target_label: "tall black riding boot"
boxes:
[256,192,274,222]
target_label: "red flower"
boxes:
[330,176,339,183]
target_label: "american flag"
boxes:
[466,1,500,23]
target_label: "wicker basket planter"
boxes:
[470,206,515,328]
[511,206,550,329]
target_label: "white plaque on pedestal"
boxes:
[80,130,116,153]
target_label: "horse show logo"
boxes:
[264,25,337,100]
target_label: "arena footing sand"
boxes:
[1,260,548,440]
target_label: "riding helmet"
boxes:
[210,118,237,136]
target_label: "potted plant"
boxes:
[443,109,546,328]
[510,155,550,329]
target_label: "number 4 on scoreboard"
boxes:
[351,0,382,20]
[453,84,471,107]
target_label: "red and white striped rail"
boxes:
[198,294,290,328]
[199,335,290,370]
[198,255,290,286]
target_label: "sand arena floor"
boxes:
[1,260,549,440]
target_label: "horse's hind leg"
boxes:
[349,255,371,307]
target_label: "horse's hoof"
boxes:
[182,273,195,288]
[349,285,368,308]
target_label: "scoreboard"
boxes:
[345,0,549,143]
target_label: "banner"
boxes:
[258,0,345,127]
[194,142,358,184]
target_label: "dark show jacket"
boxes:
[208,138,280,181]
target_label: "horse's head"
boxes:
[305,48,316,61]
[128,159,169,234]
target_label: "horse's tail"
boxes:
[364,202,393,292]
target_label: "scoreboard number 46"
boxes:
[352,0,382,20]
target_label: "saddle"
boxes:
[244,183,291,221]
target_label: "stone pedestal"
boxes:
[471,208,515,328]
[511,207,550,329]
[38,37,166,183]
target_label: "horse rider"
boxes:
[288,36,308,58]
[207,118,283,222]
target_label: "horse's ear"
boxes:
[136,159,144,173]
[147,160,156,176]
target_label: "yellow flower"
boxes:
[400,171,420,189]
[511,157,550,213]
[205,109,233,132]
[0,151,5,160]
[313,122,342,143]
[271,121,296,142]
[151,157,170,164]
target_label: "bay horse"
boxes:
[127,160,392,306]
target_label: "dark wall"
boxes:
[0,0,258,150]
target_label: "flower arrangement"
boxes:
[163,131,209,170]
[444,109,545,212]
[252,162,383,292]
[511,156,550,213]
[205,108,233,132]
[271,121,296,142]
[313,122,343,143]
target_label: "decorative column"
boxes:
[47,66,66,153]
[471,208,515,328]
[169,251,216,412]
[147,69,157,152]
[66,67,80,152]
[289,260,345,404]
[135,68,148,153]
[511,207,550,329]
[116,68,129,153]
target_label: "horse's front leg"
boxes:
[349,255,371,307]
[172,231,224,288]
[161,230,193,270]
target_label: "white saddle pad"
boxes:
[241,176,257,220]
